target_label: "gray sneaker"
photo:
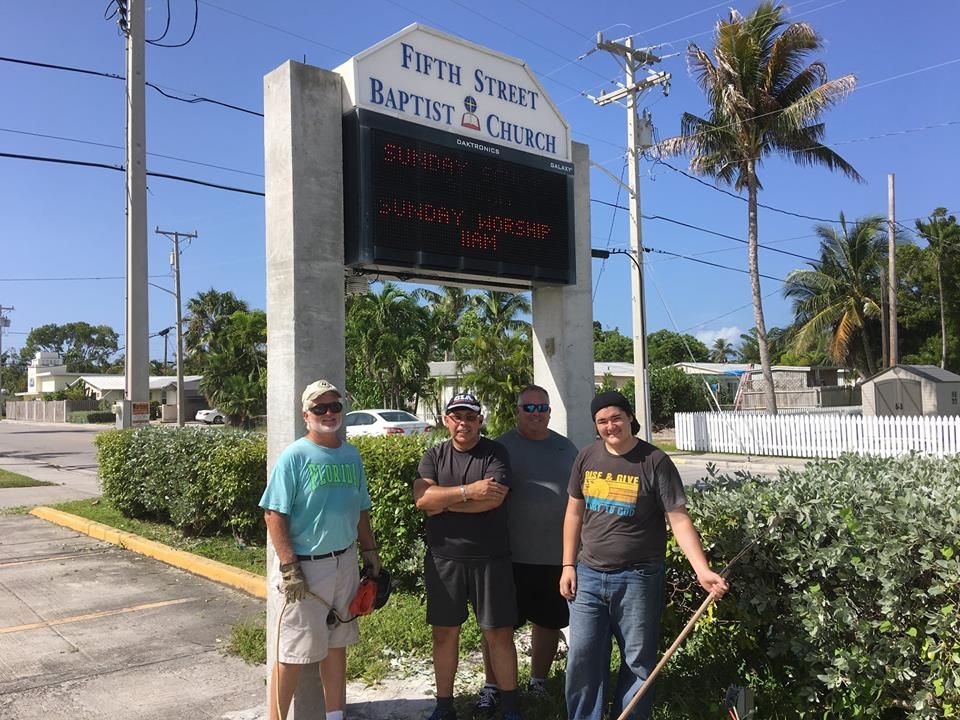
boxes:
[526,679,547,697]
[472,685,500,718]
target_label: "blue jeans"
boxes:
[565,561,665,720]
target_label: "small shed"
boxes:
[861,365,960,417]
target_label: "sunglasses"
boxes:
[308,401,343,415]
[520,403,550,413]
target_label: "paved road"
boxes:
[0,421,103,473]
[0,513,264,720]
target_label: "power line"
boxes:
[0,127,263,178]
[0,151,264,197]
[0,56,263,117]
[643,248,787,283]
[680,288,782,334]
[0,275,168,282]
[147,0,198,48]
[590,198,820,263]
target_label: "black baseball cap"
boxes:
[446,392,482,414]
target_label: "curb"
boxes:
[29,506,266,599]
[670,456,808,473]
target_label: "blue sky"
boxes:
[2,0,958,363]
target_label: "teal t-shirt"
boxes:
[259,438,372,556]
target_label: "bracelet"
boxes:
[460,485,468,502]
[562,563,576,568]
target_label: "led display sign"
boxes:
[343,110,575,286]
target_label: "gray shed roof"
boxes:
[866,364,960,384]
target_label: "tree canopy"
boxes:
[20,321,119,372]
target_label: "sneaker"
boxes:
[526,679,547,697]
[472,685,500,718]
[501,712,523,720]
[427,707,457,720]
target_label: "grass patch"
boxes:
[50,498,266,575]
[0,468,54,488]
[227,591,484,685]
[229,613,267,665]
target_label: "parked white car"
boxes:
[195,408,225,425]
[345,409,432,438]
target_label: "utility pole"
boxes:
[879,269,889,369]
[155,229,197,427]
[592,33,670,442]
[887,174,898,367]
[121,0,150,416]
[0,305,13,394]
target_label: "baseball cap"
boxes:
[446,392,482,414]
[301,379,341,411]
[590,390,641,435]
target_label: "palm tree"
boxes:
[200,309,267,427]
[710,337,734,363]
[184,289,249,368]
[784,214,886,376]
[413,286,471,361]
[455,291,532,434]
[659,1,862,414]
[346,283,431,410]
[914,208,960,369]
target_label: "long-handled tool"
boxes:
[614,516,783,720]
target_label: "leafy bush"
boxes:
[656,454,960,719]
[352,435,430,591]
[68,411,116,424]
[96,426,267,540]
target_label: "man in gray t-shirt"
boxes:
[474,384,578,716]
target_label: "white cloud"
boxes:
[695,326,745,347]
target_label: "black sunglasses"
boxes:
[308,401,343,415]
[520,403,550,413]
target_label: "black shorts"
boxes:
[513,562,569,630]
[424,553,518,629]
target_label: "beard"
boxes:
[308,416,342,434]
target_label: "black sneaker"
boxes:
[526,679,548,697]
[501,712,523,720]
[472,685,500,718]
[428,706,457,720]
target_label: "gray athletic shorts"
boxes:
[424,552,518,629]
[268,546,360,664]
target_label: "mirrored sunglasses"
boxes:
[520,403,550,413]
[308,401,343,415]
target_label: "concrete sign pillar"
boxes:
[532,141,595,449]
[264,60,347,718]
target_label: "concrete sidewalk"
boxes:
[669,451,810,476]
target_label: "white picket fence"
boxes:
[675,411,960,458]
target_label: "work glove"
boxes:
[360,549,381,578]
[279,561,306,603]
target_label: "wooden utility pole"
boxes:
[887,174,898,367]
[591,33,670,442]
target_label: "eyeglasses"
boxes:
[520,403,550,413]
[308,401,343,415]
[447,413,480,424]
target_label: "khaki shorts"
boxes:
[269,545,361,664]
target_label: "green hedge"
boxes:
[96,427,267,540]
[69,410,116,424]
[95,429,429,588]
[657,454,959,719]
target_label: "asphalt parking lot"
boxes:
[0,514,264,720]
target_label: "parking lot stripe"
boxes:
[0,597,197,635]
[0,550,110,568]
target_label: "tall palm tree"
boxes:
[184,289,248,363]
[413,286,471,361]
[659,1,862,414]
[914,208,960,369]
[784,215,886,376]
[710,337,734,363]
[455,291,532,434]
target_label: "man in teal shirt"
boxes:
[260,379,380,720]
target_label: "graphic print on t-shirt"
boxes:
[306,462,361,492]
[582,469,640,516]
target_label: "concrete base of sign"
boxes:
[532,141,596,448]
[264,60,348,718]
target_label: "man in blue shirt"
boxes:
[260,379,380,720]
